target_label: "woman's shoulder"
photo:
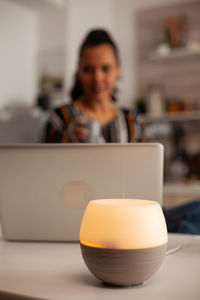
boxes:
[51,103,76,118]
[118,107,133,118]
[48,102,76,126]
[52,103,74,114]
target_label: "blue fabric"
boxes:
[163,200,200,234]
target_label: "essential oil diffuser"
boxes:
[80,199,168,286]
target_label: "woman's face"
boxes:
[78,44,121,102]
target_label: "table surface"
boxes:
[0,232,200,300]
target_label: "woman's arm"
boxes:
[44,108,89,143]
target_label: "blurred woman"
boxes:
[45,29,141,143]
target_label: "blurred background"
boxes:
[0,0,200,206]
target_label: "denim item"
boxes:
[163,200,200,234]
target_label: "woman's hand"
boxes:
[67,119,89,142]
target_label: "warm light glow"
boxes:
[80,199,168,249]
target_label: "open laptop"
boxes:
[0,143,163,242]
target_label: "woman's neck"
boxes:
[75,98,118,124]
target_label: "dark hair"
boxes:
[70,29,120,101]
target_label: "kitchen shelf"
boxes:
[163,182,200,208]
[148,48,200,62]
[139,110,200,124]
[137,1,200,188]
[164,182,200,195]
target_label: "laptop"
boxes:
[0,143,163,241]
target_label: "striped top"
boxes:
[44,103,141,143]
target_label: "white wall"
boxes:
[38,4,66,77]
[0,0,38,108]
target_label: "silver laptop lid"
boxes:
[0,143,163,241]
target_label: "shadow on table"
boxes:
[0,290,48,300]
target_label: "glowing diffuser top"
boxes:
[80,199,168,249]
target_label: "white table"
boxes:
[0,232,199,300]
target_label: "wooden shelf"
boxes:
[148,48,200,62]
[164,182,200,195]
[163,182,200,208]
[139,110,200,123]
